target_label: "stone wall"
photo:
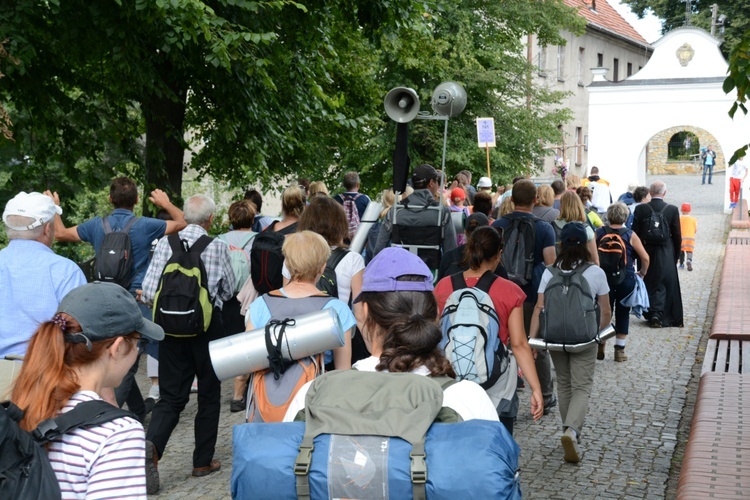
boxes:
[647,125,723,175]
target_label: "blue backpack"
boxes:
[439,271,507,390]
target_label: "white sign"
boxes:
[476,118,496,148]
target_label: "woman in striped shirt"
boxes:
[10,282,164,499]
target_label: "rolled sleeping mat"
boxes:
[451,211,466,236]
[209,309,345,381]
[349,201,383,255]
[528,324,616,353]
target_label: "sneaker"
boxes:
[145,440,160,494]
[230,398,246,413]
[143,397,156,416]
[192,459,221,477]
[191,377,198,393]
[561,428,581,463]
[597,343,605,360]
[687,261,693,272]
[650,316,662,329]
[678,264,685,269]
[148,385,160,401]
[614,348,628,362]
[543,395,558,415]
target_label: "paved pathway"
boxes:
[137,173,729,499]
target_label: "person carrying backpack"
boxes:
[434,227,543,434]
[595,203,650,362]
[529,222,612,464]
[333,171,371,241]
[245,231,356,422]
[553,191,600,265]
[140,195,235,494]
[491,179,558,415]
[6,282,164,498]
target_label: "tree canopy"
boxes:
[0,0,585,206]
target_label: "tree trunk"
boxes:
[141,72,187,216]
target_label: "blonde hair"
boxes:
[379,186,413,219]
[282,185,306,218]
[558,191,586,223]
[282,230,331,283]
[565,175,581,190]
[499,197,515,217]
[536,185,554,207]
[308,181,329,198]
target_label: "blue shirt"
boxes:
[77,209,167,293]
[248,291,356,365]
[492,212,556,301]
[0,240,87,357]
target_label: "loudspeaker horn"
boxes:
[431,82,467,117]
[384,87,420,123]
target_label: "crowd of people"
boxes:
[0,165,694,497]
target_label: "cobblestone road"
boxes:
[137,173,729,499]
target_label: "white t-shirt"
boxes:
[730,161,748,179]
[48,391,147,499]
[538,263,610,298]
[589,181,612,213]
[283,356,499,422]
[282,247,365,304]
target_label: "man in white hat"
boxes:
[0,191,86,395]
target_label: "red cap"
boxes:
[451,187,466,201]
[681,203,691,213]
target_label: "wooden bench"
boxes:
[678,231,750,498]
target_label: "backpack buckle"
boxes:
[409,451,427,483]
[32,418,60,442]
[294,445,314,475]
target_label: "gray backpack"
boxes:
[246,294,333,422]
[540,263,599,345]
[293,370,460,500]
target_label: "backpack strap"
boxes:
[167,233,187,254]
[102,216,139,234]
[449,272,468,291]
[187,235,214,255]
[475,270,498,293]
[32,399,135,445]
[328,247,349,271]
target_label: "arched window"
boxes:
[668,132,699,161]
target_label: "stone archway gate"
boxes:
[586,27,749,208]
[647,126,721,175]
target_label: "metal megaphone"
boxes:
[431,82,467,117]
[384,87,420,123]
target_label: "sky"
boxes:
[610,0,664,44]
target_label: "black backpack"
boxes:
[152,234,214,338]
[94,216,139,289]
[597,227,628,287]
[0,400,134,499]
[316,248,349,298]
[540,263,599,345]
[642,204,670,245]
[501,214,537,287]
[250,224,286,295]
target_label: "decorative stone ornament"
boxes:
[676,43,695,67]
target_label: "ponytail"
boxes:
[376,314,455,378]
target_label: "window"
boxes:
[557,45,565,81]
[597,53,603,67]
[577,47,585,85]
[668,132,699,161]
[575,127,583,166]
[538,45,547,76]
[627,62,633,77]
[613,58,619,82]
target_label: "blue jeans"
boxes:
[702,164,713,184]
[609,272,636,335]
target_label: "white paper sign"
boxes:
[476,118,496,147]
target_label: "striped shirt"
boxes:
[47,391,147,499]
[141,224,236,309]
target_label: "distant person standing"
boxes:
[701,145,717,185]
[728,155,747,209]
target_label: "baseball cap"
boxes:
[412,164,439,186]
[560,222,587,247]
[355,248,433,302]
[477,177,492,188]
[464,212,489,230]
[681,203,691,213]
[451,187,466,201]
[3,191,62,230]
[57,282,164,348]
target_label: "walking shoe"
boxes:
[650,316,662,329]
[597,343,605,360]
[687,261,693,272]
[543,395,558,415]
[192,459,221,477]
[230,397,246,413]
[191,377,198,393]
[145,440,160,494]
[143,397,156,416]
[614,348,628,362]
[561,428,581,463]
[678,264,685,269]
[148,385,160,401]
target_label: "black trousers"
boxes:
[146,308,224,468]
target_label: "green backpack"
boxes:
[293,370,460,500]
[217,232,256,295]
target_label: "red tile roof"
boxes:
[563,0,649,45]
